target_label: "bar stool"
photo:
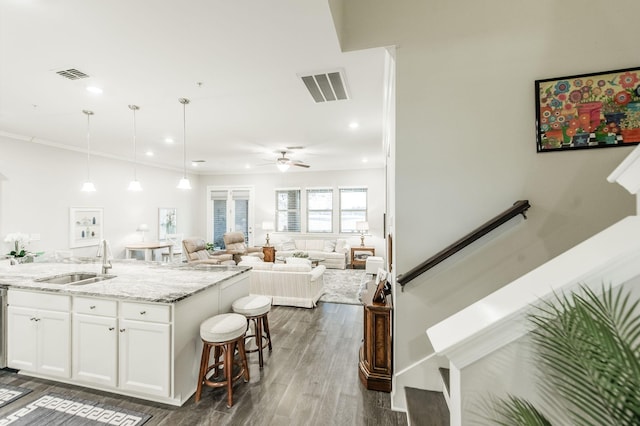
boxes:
[232,295,272,368]
[195,313,250,408]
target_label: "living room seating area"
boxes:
[272,238,350,269]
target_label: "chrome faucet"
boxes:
[100,239,112,274]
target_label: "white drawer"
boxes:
[8,289,70,311]
[74,297,117,317]
[121,302,170,323]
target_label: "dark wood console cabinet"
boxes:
[359,284,392,392]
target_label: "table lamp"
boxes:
[137,224,149,241]
[356,221,369,247]
[262,221,274,246]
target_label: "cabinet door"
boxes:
[73,313,117,387]
[7,306,37,371]
[37,310,71,378]
[119,319,171,397]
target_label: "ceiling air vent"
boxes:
[55,68,90,80]
[300,70,349,103]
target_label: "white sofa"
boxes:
[238,260,325,308]
[273,238,350,269]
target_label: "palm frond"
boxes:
[489,395,552,426]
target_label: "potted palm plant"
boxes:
[488,284,640,425]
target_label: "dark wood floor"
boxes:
[0,302,407,425]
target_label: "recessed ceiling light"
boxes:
[145,150,154,157]
[86,86,103,95]
[245,164,251,169]
[165,138,174,144]
[349,122,359,129]
[362,157,368,163]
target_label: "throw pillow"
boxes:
[335,239,347,253]
[281,239,296,251]
[323,240,336,252]
[240,255,262,263]
[285,257,311,266]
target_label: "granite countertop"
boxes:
[0,260,251,304]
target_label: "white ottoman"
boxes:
[365,256,384,275]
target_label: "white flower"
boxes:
[3,233,29,243]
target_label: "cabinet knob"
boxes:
[119,328,125,333]
[139,311,146,315]
[90,305,96,309]
[108,327,115,331]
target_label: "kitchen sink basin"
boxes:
[35,272,116,285]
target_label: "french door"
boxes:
[206,186,255,250]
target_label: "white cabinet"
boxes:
[73,313,118,387]
[119,318,171,396]
[72,297,170,397]
[72,297,118,387]
[7,290,71,378]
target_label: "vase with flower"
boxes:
[4,232,33,263]
[620,111,640,143]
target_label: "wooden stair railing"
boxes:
[397,200,531,287]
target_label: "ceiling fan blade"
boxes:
[291,162,310,168]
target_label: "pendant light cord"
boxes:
[179,98,190,179]
[83,110,94,181]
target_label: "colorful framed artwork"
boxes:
[536,67,640,152]
[69,207,103,248]
[158,207,177,241]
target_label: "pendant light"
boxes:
[127,104,142,191]
[81,110,96,192]
[177,97,192,190]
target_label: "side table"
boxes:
[262,246,276,263]
[351,247,375,269]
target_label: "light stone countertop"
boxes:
[0,260,251,304]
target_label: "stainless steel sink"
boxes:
[35,272,116,285]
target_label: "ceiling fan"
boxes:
[276,151,310,172]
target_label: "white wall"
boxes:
[198,168,386,253]
[330,0,640,409]
[0,134,200,259]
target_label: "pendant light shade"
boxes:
[177,97,191,190]
[81,110,96,192]
[127,104,142,191]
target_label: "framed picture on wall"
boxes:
[69,207,103,248]
[536,67,640,152]
[158,207,177,241]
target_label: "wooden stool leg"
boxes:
[225,342,234,408]
[255,317,264,368]
[195,342,211,403]
[262,314,272,352]
[213,345,221,378]
[238,336,250,382]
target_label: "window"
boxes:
[340,188,367,233]
[276,189,301,232]
[307,189,333,233]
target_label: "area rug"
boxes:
[0,385,31,409]
[0,393,151,426]
[319,268,370,305]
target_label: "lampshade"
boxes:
[177,98,192,189]
[356,221,369,232]
[262,221,275,231]
[127,104,142,191]
[81,110,96,192]
[137,224,149,232]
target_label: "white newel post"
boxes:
[607,143,640,215]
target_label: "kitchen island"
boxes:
[0,260,251,406]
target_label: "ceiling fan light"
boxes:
[177,177,192,189]
[277,162,290,172]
